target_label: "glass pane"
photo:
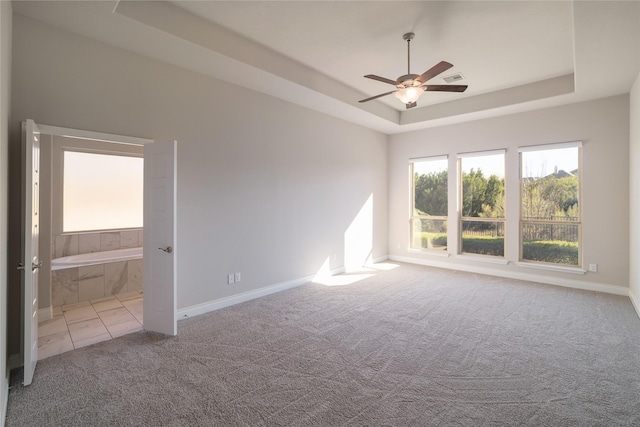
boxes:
[63,151,143,232]
[521,147,579,221]
[413,159,447,216]
[461,220,505,256]
[411,218,447,250]
[460,153,505,218]
[521,223,580,266]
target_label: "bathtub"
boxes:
[52,247,143,270]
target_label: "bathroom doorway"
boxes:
[21,121,177,385]
[41,134,145,359]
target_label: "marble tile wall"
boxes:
[51,259,143,307]
[54,229,143,258]
[127,259,143,292]
[105,261,128,295]
[51,229,144,307]
[51,269,79,307]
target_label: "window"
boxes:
[519,142,581,266]
[63,150,143,232]
[410,156,448,251]
[459,150,506,257]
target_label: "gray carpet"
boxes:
[6,263,640,426]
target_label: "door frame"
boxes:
[32,123,176,331]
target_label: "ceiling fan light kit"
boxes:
[359,32,468,109]
[394,86,423,104]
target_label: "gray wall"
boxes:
[8,15,388,354]
[630,72,640,307]
[0,0,11,414]
[389,95,630,291]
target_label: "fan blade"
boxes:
[424,84,468,92]
[359,90,396,103]
[364,74,398,86]
[406,102,417,109]
[415,61,454,84]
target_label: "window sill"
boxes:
[515,261,586,275]
[455,254,509,265]
[407,248,450,258]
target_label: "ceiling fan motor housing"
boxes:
[396,74,421,87]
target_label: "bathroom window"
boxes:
[62,150,143,232]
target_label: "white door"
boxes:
[143,140,177,335]
[22,119,41,385]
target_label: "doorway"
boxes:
[39,134,145,358]
[21,121,177,385]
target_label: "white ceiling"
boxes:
[175,1,575,108]
[11,1,640,134]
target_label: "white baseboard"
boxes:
[177,273,319,320]
[389,255,629,297]
[38,306,52,322]
[630,289,640,319]
[176,254,628,323]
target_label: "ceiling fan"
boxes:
[359,32,468,109]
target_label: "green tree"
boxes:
[414,170,447,216]
[462,169,505,218]
[522,173,578,220]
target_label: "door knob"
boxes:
[158,246,173,254]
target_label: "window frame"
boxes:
[52,136,144,235]
[457,149,507,258]
[409,155,449,252]
[518,141,583,268]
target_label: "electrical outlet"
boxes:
[234,272,241,283]
[588,264,598,272]
[228,274,235,284]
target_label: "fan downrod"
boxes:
[399,32,418,84]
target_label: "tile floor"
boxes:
[38,291,143,360]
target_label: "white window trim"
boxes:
[516,261,586,275]
[518,140,582,153]
[518,142,583,268]
[457,148,506,159]
[458,151,507,258]
[410,155,449,252]
[409,155,448,163]
[407,248,451,257]
[455,254,509,265]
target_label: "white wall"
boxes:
[630,72,640,312]
[389,95,630,293]
[0,0,10,419]
[8,15,388,351]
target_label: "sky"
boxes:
[460,153,504,178]
[413,147,579,179]
[413,158,447,176]
[520,147,579,178]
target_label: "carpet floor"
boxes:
[6,262,640,426]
